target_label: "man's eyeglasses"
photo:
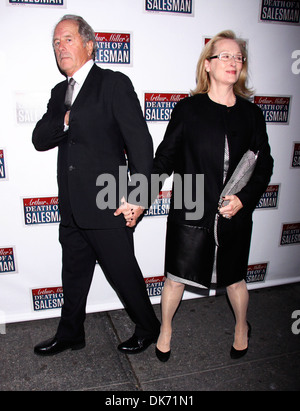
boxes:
[209,52,246,64]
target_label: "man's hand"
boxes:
[64,110,70,126]
[114,197,144,227]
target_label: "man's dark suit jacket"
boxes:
[32,64,153,229]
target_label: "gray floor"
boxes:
[1,283,299,392]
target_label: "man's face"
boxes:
[53,20,93,77]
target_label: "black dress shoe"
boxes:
[118,334,157,354]
[34,337,85,356]
[155,346,171,362]
[230,322,252,360]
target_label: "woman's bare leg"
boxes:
[156,277,185,353]
[226,279,249,350]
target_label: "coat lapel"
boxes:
[71,64,102,111]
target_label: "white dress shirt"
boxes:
[64,59,94,130]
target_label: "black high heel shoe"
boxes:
[155,346,171,362]
[230,322,251,360]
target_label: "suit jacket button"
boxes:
[69,165,75,171]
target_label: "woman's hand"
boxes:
[218,195,243,219]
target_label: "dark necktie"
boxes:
[64,78,76,110]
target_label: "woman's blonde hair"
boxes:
[191,30,253,98]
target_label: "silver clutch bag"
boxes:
[218,150,259,208]
[214,149,259,246]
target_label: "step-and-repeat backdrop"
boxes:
[0,0,299,324]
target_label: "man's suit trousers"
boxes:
[56,219,160,342]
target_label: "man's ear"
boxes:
[86,40,94,57]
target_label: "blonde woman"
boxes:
[152,31,273,361]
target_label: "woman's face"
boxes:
[205,39,243,88]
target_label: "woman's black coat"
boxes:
[153,93,273,287]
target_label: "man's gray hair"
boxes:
[54,15,97,60]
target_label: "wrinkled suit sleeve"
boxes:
[32,84,67,152]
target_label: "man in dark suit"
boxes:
[33,15,160,356]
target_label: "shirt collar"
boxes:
[68,59,94,85]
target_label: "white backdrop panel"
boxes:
[0,0,299,324]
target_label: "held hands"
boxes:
[218,195,243,219]
[114,197,144,227]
